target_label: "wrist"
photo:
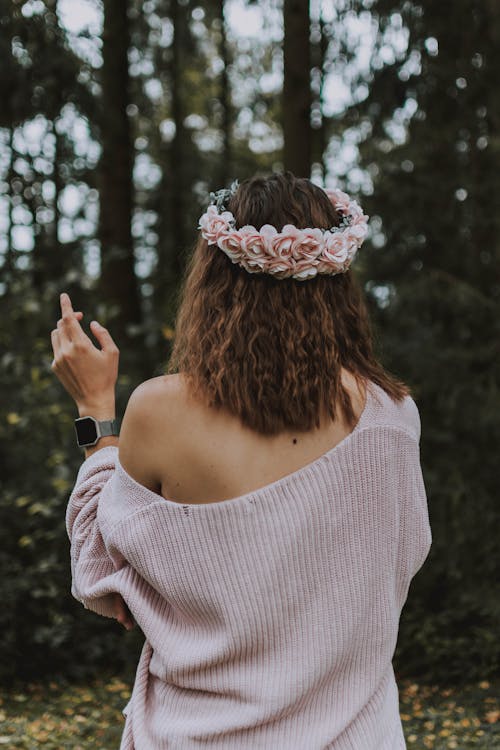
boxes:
[77,400,116,420]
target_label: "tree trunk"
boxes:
[154,0,190,318]
[4,127,15,291]
[218,0,231,184]
[283,0,312,177]
[98,0,142,350]
[318,10,328,181]
[53,120,61,259]
[169,0,186,280]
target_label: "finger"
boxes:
[122,601,135,628]
[57,316,88,346]
[56,311,83,331]
[61,310,83,319]
[114,596,134,629]
[57,317,71,346]
[60,292,74,315]
[51,329,61,358]
[90,321,119,354]
[119,598,134,629]
[60,292,86,344]
[56,311,82,322]
[122,616,134,630]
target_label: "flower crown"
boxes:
[198,180,370,281]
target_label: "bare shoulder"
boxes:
[121,373,191,441]
[127,373,186,411]
[118,373,188,491]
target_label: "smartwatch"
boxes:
[74,416,120,448]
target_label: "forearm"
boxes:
[66,441,121,618]
[77,399,119,460]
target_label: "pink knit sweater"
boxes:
[66,380,432,749]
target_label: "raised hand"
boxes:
[50,292,119,412]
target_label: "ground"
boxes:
[0,675,498,748]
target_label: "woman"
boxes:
[51,172,432,749]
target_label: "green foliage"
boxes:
[348,0,500,683]
[0,278,144,684]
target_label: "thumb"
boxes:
[90,320,119,352]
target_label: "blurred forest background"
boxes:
[0,0,499,689]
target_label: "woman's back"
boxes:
[132,368,367,506]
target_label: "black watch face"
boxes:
[76,417,97,446]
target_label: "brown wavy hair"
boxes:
[166,172,409,435]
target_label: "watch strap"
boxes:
[97,418,120,437]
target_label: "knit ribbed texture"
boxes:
[66,381,432,749]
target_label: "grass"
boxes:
[397,679,499,748]
[0,675,498,748]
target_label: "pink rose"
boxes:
[324,231,349,263]
[266,260,293,279]
[325,188,351,215]
[343,225,367,261]
[292,263,319,280]
[270,224,300,260]
[290,228,324,261]
[240,257,267,274]
[199,206,234,244]
[265,226,306,278]
[239,226,268,267]
[346,221,369,242]
[216,231,245,263]
[347,200,366,220]
[350,211,369,227]
[315,258,345,275]
[259,224,278,254]
[314,231,348,275]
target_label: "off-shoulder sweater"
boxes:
[66,380,432,749]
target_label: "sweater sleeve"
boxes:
[66,445,124,619]
[395,431,433,608]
